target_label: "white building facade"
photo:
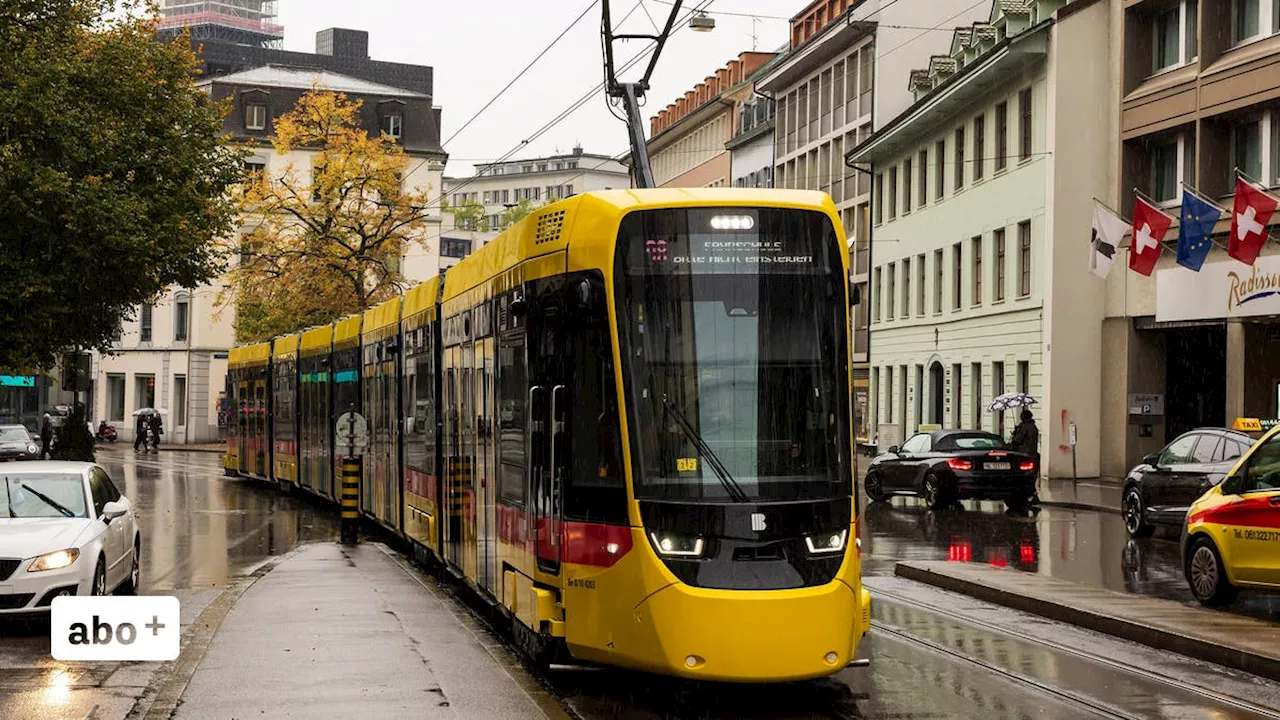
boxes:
[850,0,1117,478]
[445,149,629,233]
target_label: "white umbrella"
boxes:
[988,393,1036,412]
[131,408,170,416]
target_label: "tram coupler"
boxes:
[340,456,361,545]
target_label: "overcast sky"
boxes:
[276,1,796,176]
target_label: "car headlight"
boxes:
[27,549,80,572]
[26,444,37,454]
[804,529,848,555]
[650,533,704,557]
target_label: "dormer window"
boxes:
[246,103,267,131]
[381,113,402,140]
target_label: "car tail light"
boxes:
[989,451,1008,457]
[1020,542,1036,565]
[947,458,972,471]
[1019,461,1035,471]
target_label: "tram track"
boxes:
[870,584,1280,720]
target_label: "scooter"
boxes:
[95,423,118,443]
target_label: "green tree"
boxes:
[500,198,542,229]
[444,199,488,231]
[0,0,244,370]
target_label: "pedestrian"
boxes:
[149,413,163,453]
[134,413,149,452]
[1010,409,1040,463]
[39,414,53,459]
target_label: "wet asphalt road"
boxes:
[1,450,1277,720]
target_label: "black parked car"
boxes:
[1122,427,1254,537]
[864,430,1038,511]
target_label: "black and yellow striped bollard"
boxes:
[340,457,360,545]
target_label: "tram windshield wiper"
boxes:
[661,395,750,503]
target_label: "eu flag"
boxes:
[1176,190,1222,272]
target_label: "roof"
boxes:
[362,296,401,336]
[271,333,300,357]
[299,325,333,356]
[199,65,427,98]
[333,314,362,348]
[229,342,272,368]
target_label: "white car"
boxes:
[0,462,141,613]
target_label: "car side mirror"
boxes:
[1142,453,1159,467]
[102,500,127,523]
[887,445,900,454]
[1221,474,1244,496]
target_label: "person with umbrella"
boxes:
[39,413,53,459]
[134,410,150,452]
[1010,408,1039,466]
[149,411,164,452]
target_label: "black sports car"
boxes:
[1121,427,1254,537]
[865,429,1037,510]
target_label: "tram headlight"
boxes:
[650,533,705,557]
[804,529,848,555]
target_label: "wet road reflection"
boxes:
[97,449,340,592]
[859,496,1280,623]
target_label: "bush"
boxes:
[52,403,95,463]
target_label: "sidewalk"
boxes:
[896,560,1280,681]
[146,543,566,720]
[1035,477,1123,513]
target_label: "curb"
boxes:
[894,562,1280,682]
[1034,500,1119,514]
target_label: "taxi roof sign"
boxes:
[1232,418,1277,432]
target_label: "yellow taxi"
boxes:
[1182,425,1280,606]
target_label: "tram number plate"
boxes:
[985,462,1011,471]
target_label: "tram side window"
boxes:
[414,344,436,473]
[497,335,526,504]
[564,300,627,525]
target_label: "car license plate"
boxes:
[985,462,1011,470]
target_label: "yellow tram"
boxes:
[224,188,870,681]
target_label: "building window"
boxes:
[935,139,946,200]
[996,102,1008,171]
[1017,360,1030,395]
[135,374,155,411]
[993,361,1006,438]
[952,242,963,310]
[1155,5,1181,70]
[874,266,883,322]
[886,262,896,320]
[903,159,913,214]
[1018,220,1032,297]
[174,375,187,427]
[1019,87,1033,160]
[139,304,152,343]
[441,237,471,259]
[174,297,189,342]
[381,114,403,140]
[971,363,983,430]
[243,158,267,179]
[973,114,985,181]
[901,257,911,317]
[1234,119,1263,182]
[885,365,894,426]
[916,254,925,317]
[918,149,929,205]
[1234,0,1263,42]
[1151,135,1184,203]
[954,127,965,190]
[972,236,983,306]
[951,364,962,428]
[107,374,126,422]
[933,248,944,314]
[875,173,884,223]
[994,228,1006,302]
[888,167,898,220]
[245,103,266,131]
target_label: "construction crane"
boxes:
[601,0,686,189]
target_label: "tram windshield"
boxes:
[615,207,852,503]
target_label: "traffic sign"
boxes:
[335,412,368,457]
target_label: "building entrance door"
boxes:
[1165,325,1225,442]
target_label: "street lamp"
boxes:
[689,10,715,32]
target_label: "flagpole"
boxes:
[1093,197,1127,221]
[1234,167,1280,248]
[1094,198,1134,249]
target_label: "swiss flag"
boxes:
[1228,177,1278,266]
[1129,198,1172,277]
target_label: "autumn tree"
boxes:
[229,90,435,342]
[0,0,244,370]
